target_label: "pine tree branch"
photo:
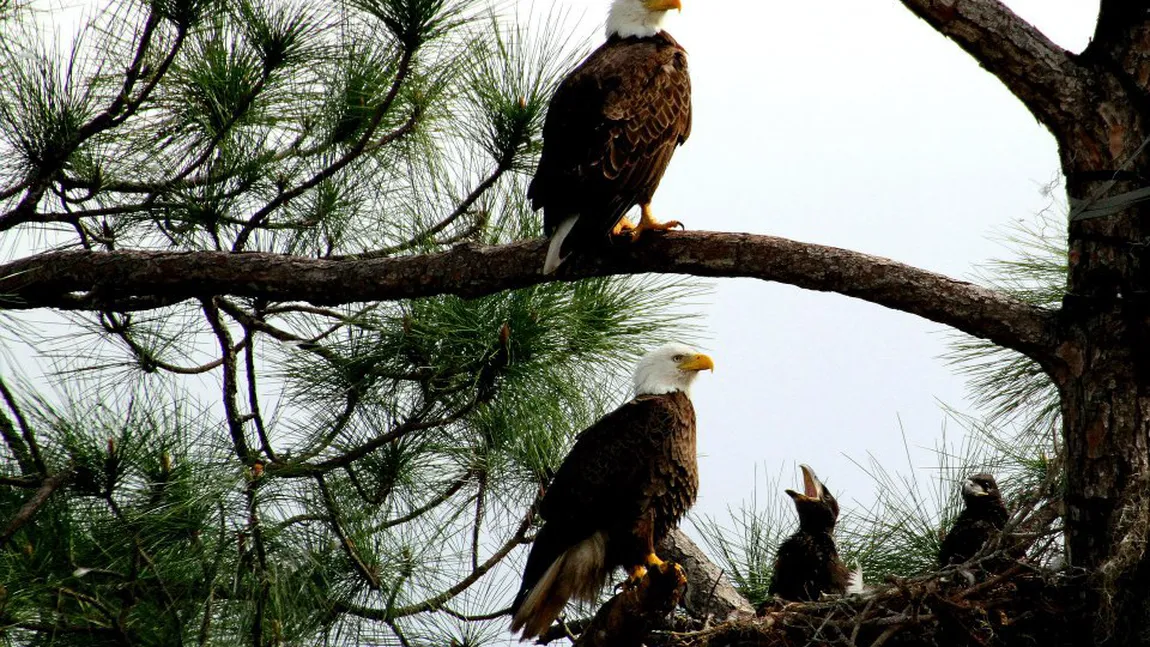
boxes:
[0,14,188,231]
[897,0,1087,132]
[242,329,276,461]
[230,48,418,252]
[315,474,382,590]
[374,475,473,530]
[0,231,1058,362]
[344,163,509,260]
[389,510,532,618]
[201,298,252,462]
[0,406,35,475]
[0,468,72,548]
[0,377,44,474]
[338,510,533,622]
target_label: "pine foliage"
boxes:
[0,2,704,645]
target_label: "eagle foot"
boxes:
[629,204,685,241]
[618,564,648,591]
[653,559,687,587]
[611,217,636,237]
[628,219,683,242]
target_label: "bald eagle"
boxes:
[768,465,852,602]
[509,343,713,640]
[531,0,692,274]
[939,473,1008,566]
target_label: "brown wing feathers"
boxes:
[530,33,691,270]
[508,393,698,640]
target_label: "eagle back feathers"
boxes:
[509,391,697,639]
[539,392,698,538]
[529,32,691,246]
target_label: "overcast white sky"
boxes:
[583,0,1100,525]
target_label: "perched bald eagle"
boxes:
[530,0,692,274]
[939,473,1008,566]
[767,465,852,602]
[509,343,713,640]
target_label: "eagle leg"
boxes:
[645,552,687,581]
[629,204,683,241]
[611,216,636,236]
[620,564,648,590]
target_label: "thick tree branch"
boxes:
[659,529,755,622]
[898,0,1087,133]
[0,231,1057,362]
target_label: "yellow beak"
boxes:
[643,0,681,12]
[677,353,714,372]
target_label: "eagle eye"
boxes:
[672,354,684,362]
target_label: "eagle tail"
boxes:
[542,215,579,275]
[510,529,607,640]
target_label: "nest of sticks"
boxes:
[552,491,1092,647]
[651,561,1089,647]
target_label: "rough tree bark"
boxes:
[0,233,1055,359]
[898,0,1150,643]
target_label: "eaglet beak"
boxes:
[677,353,714,372]
[643,0,682,12]
[786,464,824,502]
[963,478,988,497]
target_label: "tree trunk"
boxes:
[894,2,1150,643]
[1055,27,1150,641]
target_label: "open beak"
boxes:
[677,353,714,372]
[643,0,682,12]
[786,464,824,502]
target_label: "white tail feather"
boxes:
[846,561,865,595]
[542,215,579,274]
[512,531,606,639]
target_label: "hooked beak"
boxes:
[677,353,714,372]
[963,478,988,497]
[643,0,681,12]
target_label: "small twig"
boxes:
[951,564,1024,601]
[471,471,487,571]
[201,298,251,461]
[375,476,473,530]
[869,625,900,647]
[437,604,511,622]
[700,569,725,627]
[559,616,579,642]
[344,164,508,260]
[0,469,72,547]
[241,328,276,461]
[0,377,44,474]
[850,595,879,645]
[386,619,414,647]
[315,474,381,590]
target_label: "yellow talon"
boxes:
[628,204,683,241]
[611,216,636,236]
[618,564,648,590]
